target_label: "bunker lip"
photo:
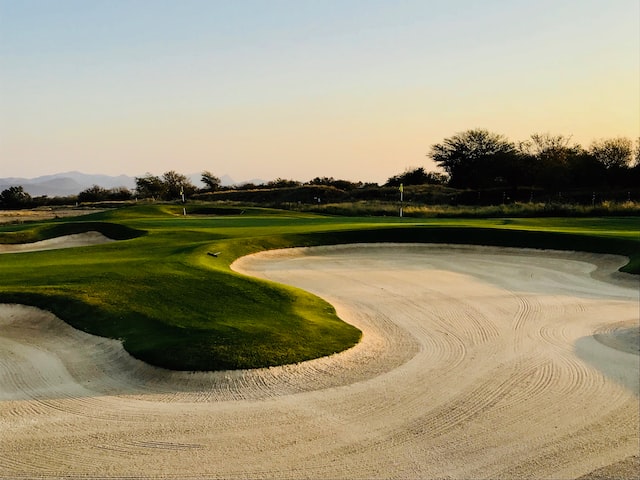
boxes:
[1,242,638,478]
[593,320,640,356]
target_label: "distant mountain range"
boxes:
[0,171,244,197]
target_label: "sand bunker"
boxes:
[0,207,109,225]
[0,243,638,479]
[0,231,114,254]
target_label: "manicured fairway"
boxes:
[0,204,638,370]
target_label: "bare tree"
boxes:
[201,171,221,192]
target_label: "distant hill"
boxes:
[0,172,137,197]
[0,171,247,197]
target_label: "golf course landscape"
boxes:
[3,0,639,475]
[0,203,638,478]
[1,204,638,371]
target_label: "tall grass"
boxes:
[293,200,640,218]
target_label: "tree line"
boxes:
[425,130,639,192]
[2,130,639,208]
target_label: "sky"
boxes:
[1,0,638,184]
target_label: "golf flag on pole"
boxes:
[399,183,403,193]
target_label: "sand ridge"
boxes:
[0,243,638,478]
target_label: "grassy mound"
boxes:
[0,204,638,371]
[0,220,143,244]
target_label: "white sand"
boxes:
[0,243,638,479]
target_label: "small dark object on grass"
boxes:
[207,251,221,257]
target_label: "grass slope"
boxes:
[0,204,638,371]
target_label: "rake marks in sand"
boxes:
[0,244,638,478]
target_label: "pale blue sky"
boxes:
[1,0,638,183]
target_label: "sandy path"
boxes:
[0,244,638,479]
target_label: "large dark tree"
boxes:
[589,137,633,170]
[134,172,195,200]
[162,171,196,200]
[0,185,31,208]
[428,129,519,189]
[521,133,588,190]
[135,174,165,199]
[588,137,634,188]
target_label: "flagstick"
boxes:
[399,183,403,218]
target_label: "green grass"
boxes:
[0,203,638,371]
